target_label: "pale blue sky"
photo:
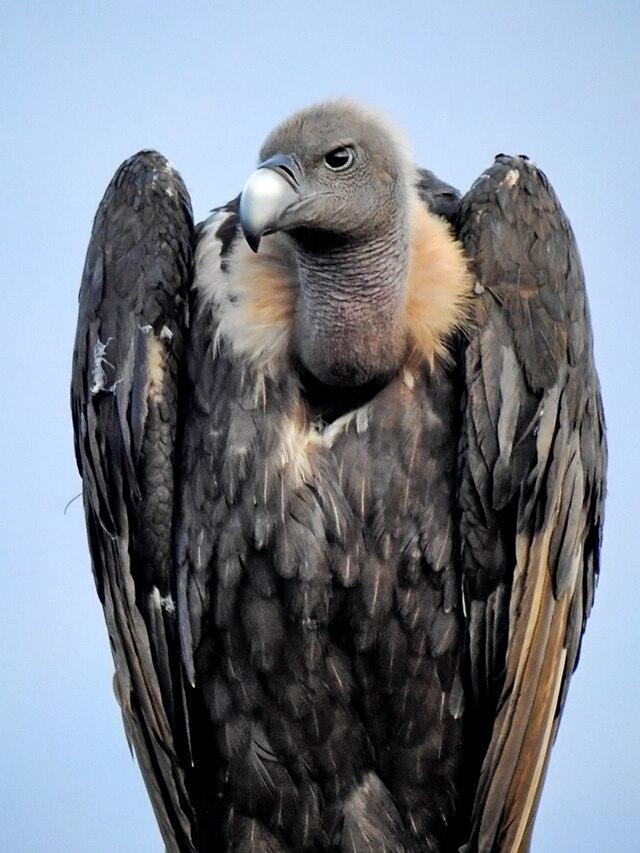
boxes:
[1,2,638,850]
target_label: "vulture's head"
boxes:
[234,100,469,388]
[241,101,412,251]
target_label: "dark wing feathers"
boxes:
[415,167,461,223]
[456,156,606,852]
[72,147,604,853]
[71,151,197,851]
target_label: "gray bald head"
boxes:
[257,100,413,242]
[239,100,416,386]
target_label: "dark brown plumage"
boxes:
[71,104,605,852]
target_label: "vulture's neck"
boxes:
[293,222,410,387]
[210,198,472,381]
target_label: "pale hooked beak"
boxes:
[239,154,302,252]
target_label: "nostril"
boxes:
[277,164,297,184]
[258,154,302,189]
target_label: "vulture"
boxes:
[71,100,606,852]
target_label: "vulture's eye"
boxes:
[324,146,354,171]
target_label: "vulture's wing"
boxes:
[415,167,461,223]
[71,152,197,851]
[456,156,606,851]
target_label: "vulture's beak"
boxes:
[239,154,302,252]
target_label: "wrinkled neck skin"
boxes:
[293,218,410,387]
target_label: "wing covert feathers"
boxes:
[71,151,197,851]
[457,156,606,852]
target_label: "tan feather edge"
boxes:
[475,462,582,852]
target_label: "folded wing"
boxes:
[457,156,606,851]
[71,152,197,851]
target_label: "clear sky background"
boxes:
[1,2,638,850]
